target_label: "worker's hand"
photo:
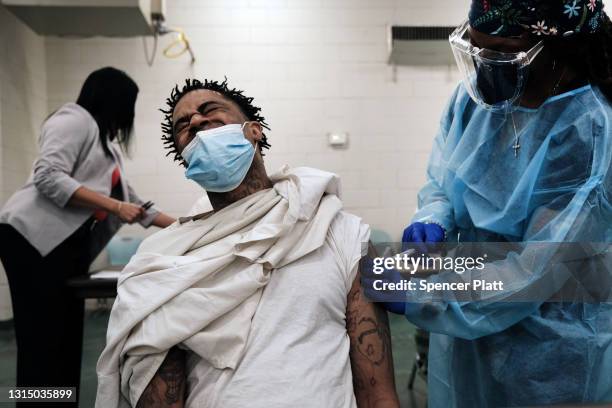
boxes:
[402,222,445,254]
[115,201,144,224]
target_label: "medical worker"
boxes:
[0,67,175,405]
[383,1,612,407]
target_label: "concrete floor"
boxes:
[0,312,427,407]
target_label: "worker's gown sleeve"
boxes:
[405,84,612,408]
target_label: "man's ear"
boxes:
[245,121,263,142]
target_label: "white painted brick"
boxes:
[229,8,270,26]
[382,188,422,207]
[412,76,460,98]
[230,45,272,63]
[174,0,249,8]
[0,264,7,285]
[264,153,303,171]
[323,0,397,8]
[286,0,322,8]
[336,170,361,191]
[150,191,202,215]
[339,44,388,63]
[249,0,289,7]
[122,157,159,177]
[250,27,322,45]
[396,166,430,190]
[302,151,346,173]
[180,27,252,45]
[47,41,85,65]
[166,6,228,26]
[359,169,398,190]
[266,9,324,26]
[0,285,13,321]
[343,189,381,209]
[267,45,340,63]
[336,8,394,27]
[268,80,341,99]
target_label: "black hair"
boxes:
[160,78,271,166]
[76,67,138,157]
[545,12,612,103]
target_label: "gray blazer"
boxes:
[0,103,159,257]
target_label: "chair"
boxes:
[407,328,429,390]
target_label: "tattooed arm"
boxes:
[346,243,399,408]
[136,347,186,408]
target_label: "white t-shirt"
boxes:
[185,211,370,408]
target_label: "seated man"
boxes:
[96,78,399,408]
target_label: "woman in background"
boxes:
[0,67,175,405]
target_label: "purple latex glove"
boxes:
[402,222,446,253]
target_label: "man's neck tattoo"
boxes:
[208,159,272,212]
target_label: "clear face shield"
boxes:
[449,19,544,113]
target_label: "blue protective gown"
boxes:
[406,83,612,407]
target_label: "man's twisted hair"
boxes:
[160,78,271,166]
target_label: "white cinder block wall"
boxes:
[0,7,47,320]
[1,0,469,319]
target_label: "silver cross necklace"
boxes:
[510,60,567,158]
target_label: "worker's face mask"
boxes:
[181,123,256,193]
[474,60,523,106]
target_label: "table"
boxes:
[66,265,123,299]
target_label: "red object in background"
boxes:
[93,166,121,221]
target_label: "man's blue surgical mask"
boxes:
[181,123,256,192]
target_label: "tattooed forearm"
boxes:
[347,254,399,408]
[136,347,186,408]
[372,299,394,369]
[354,316,391,366]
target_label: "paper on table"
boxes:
[90,270,121,280]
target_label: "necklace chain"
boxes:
[511,61,567,158]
